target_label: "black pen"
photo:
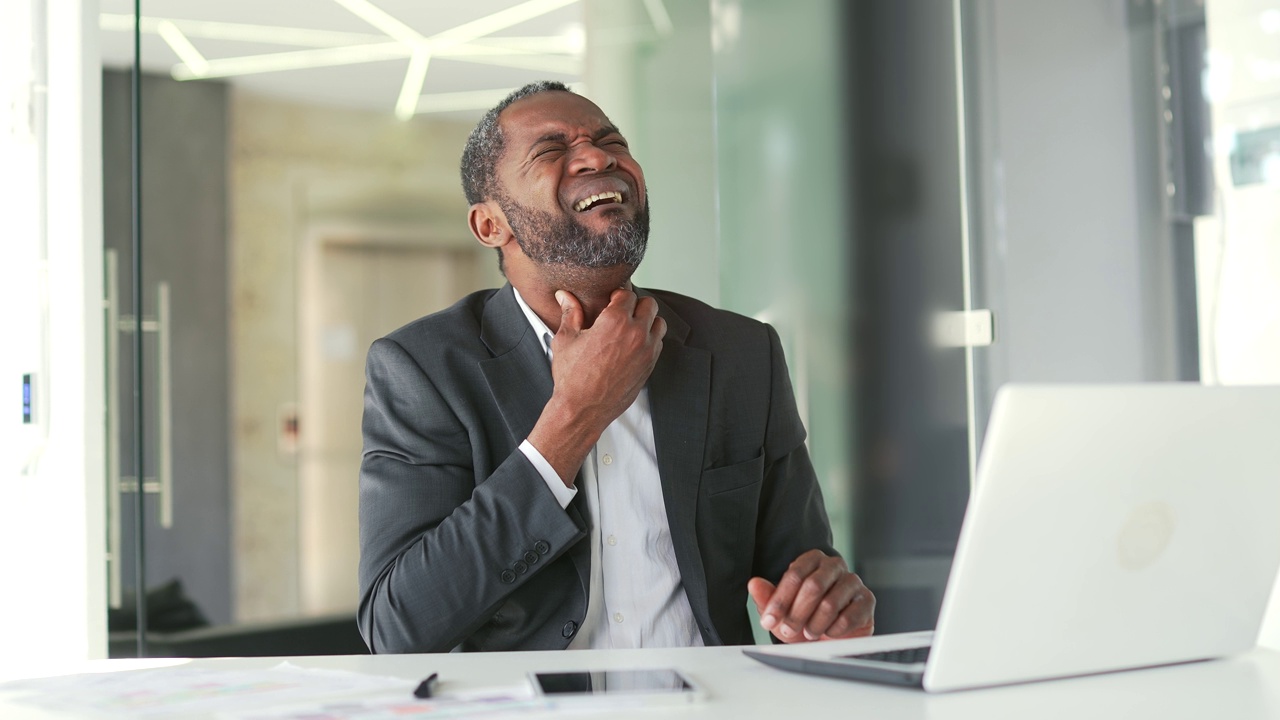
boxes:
[413,672,440,699]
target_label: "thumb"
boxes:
[747,577,776,614]
[555,290,584,335]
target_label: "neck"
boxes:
[513,264,635,332]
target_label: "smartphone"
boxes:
[528,668,706,707]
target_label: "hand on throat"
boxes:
[512,262,636,332]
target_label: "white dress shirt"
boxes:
[512,288,704,650]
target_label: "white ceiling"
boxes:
[98,0,586,119]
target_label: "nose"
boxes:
[566,140,616,175]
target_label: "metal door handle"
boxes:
[105,250,123,609]
[156,282,173,527]
[104,251,175,608]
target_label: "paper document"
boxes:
[0,662,414,718]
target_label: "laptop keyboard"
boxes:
[841,646,932,665]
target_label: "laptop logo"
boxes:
[1118,501,1175,571]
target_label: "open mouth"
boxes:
[574,191,624,213]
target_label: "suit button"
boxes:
[523,551,538,565]
[534,540,550,555]
[562,620,577,638]
[500,570,516,584]
[513,560,528,574]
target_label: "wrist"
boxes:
[529,396,604,486]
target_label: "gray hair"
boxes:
[460,80,575,206]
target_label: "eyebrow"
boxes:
[531,124,623,147]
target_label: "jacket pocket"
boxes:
[701,452,765,497]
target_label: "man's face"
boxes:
[492,92,649,270]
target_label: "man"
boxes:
[357,81,874,654]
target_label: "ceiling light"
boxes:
[171,42,408,81]
[395,46,431,120]
[330,0,426,46]
[156,20,210,77]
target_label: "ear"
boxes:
[468,201,512,250]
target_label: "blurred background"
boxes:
[4,0,1279,660]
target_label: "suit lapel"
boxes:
[641,290,719,643]
[478,284,553,445]
[478,284,591,598]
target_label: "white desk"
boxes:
[3,642,1279,719]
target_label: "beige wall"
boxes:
[229,91,490,622]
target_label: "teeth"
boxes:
[575,191,623,212]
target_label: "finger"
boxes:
[780,560,841,640]
[802,573,860,640]
[635,295,660,323]
[555,290,583,335]
[747,577,775,615]
[761,551,825,638]
[650,316,667,343]
[603,288,638,318]
[822,584,876,640]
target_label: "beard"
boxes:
[497,190,650,271]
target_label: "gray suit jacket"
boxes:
[357,284,835,653]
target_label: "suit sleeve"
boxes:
[356,337,586,653]
[751,324,839,598]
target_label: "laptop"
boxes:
[745,384,1280,692]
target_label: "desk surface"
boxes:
[3,640,1280,719]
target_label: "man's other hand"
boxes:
[748,550,875,642]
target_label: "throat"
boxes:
[532,267,637,330]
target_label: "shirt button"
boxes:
[562,621,577,638]
[607,535,617,546]
[614,613,624,623]
[601,454,613,466]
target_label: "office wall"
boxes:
[0,0,106,673]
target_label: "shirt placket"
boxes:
[597,431,634,647]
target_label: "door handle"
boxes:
[104,251,175,608]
